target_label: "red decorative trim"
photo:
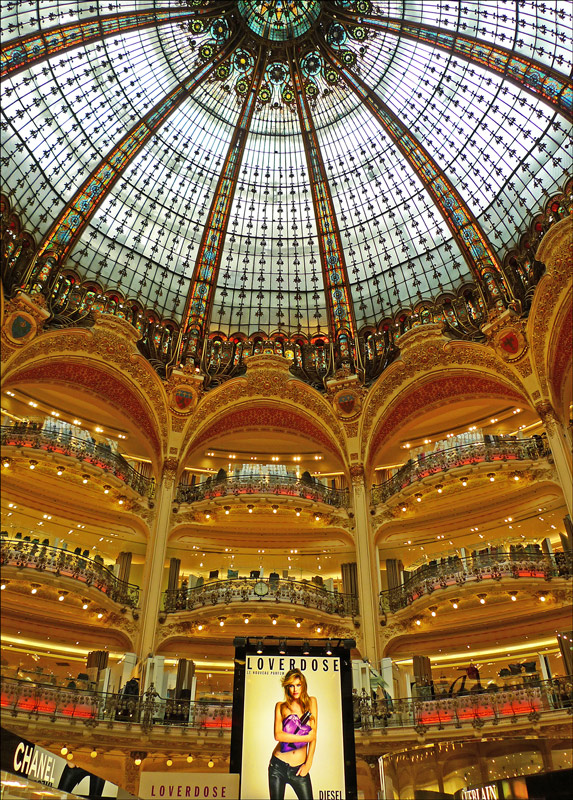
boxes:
[369,374,526,460]
[6,362,160,455]
[189,406,340,456]
[550,302,572,401]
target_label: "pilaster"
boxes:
[350,465,381,666]
[536,402,573,517]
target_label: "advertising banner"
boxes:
[0,727,130,798]
[231,643,357,800]
[138,773,240,799]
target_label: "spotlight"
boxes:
[103,485,111,494]
[450,599,459,609]
[401,505,407,512]
[218,617,226,627]
[295,508,301,516]
[166,758,173,767]
[224,506,230,515]
[270,615,278,625]
[197,623,204,631]
[295,618,302,628]
[538,592,547,602]
[208,758,214,769]
[429,606,437,617]
[302,641,310,655]
[243,614,251,624]
[279,639,287,655]
[326,640,333,656]
[66,753,74,761]
[460,477,468,487]
[29,460,38,470]
[118,496,126,505]
[60,747,68,756]
[415,618,422,626]
[478,594,487,605]
[415,493,422,503]
[97,612,104,619]
[487,473,495,482]
[58,590,68,602]
[82,599,89,610]
[204,511,211,519]
[0,580,9,590]
[435,485,443,494]
[2,457,12,468]
[56,466,65,476]
[508,591,518,602]
[187,755,193,764]
[256,640,263,654]
[90,750,97,759]
[31,584,40,595]
[247,504,254,513]
[513,473,520,481]
[315,625,322,634]
[314,513,321,521]
[272,505,278,514]
[82,474,89,484]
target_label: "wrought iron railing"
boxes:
[0,678,231,732]
[162,576,358,617]
[176,474,349,508]
[354,676,573,733]
[0,538,140,608]
[0,425,155,498]
[1,676,570,734]
[379,550,572,614]
[371,438,551,505]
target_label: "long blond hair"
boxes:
[281,669,311,715]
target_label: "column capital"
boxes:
[535,401,558,430]
[350,463,365,485]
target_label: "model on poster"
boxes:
[269,669,317,800]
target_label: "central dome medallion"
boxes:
[237,0,321,42]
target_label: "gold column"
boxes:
[350,465,381,666]
[536,402,573,517]
[135,458,177,661]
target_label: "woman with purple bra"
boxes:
[269,668,317,800]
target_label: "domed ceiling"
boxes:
[1,0,571,342]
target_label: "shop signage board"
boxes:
[138,773,240,799]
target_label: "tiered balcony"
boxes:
[175,475,349,509]
[371,438,551,506]
[0,537,140,608]
[162,576,358,617]
[1,425,155,498]
[379,550,572,615]
[2,676,571,737]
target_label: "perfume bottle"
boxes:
[280,713,312,753]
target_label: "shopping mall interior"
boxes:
[1,1,572,798]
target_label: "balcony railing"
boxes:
[0,538,140,608]
[354,676,573,733]
[1,425,156,499]
[176,475,349,508]
[0,677,231,732]
[162,576,359,617]
[2,676,570,735]
[371,438,551,505]
[379,550,572,614]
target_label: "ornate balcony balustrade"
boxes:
[1,425,155,498]
[0,677,231,732]
[175,474,350,509]
[379,550,572,614]
[354,676,573,733]
[2,676,570,735]
[162,576,359,617]
[0,538,140,608]
[371,438,551,505]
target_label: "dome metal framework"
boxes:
[0,0,571,382]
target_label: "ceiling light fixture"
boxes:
[29,460,38,470]
[247,504,254,513]
[450,599,459,609]
[429,606,437,617]
[478,594,487,605]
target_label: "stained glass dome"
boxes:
[1,1,571,367]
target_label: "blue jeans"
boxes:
[269,754,313,800]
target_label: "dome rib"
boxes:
[179,45,267,367]
[32,31,241,274]
[0,4,228,81]
[289,45,357,362]
[321,40,511,310]
[330,8,572,118]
